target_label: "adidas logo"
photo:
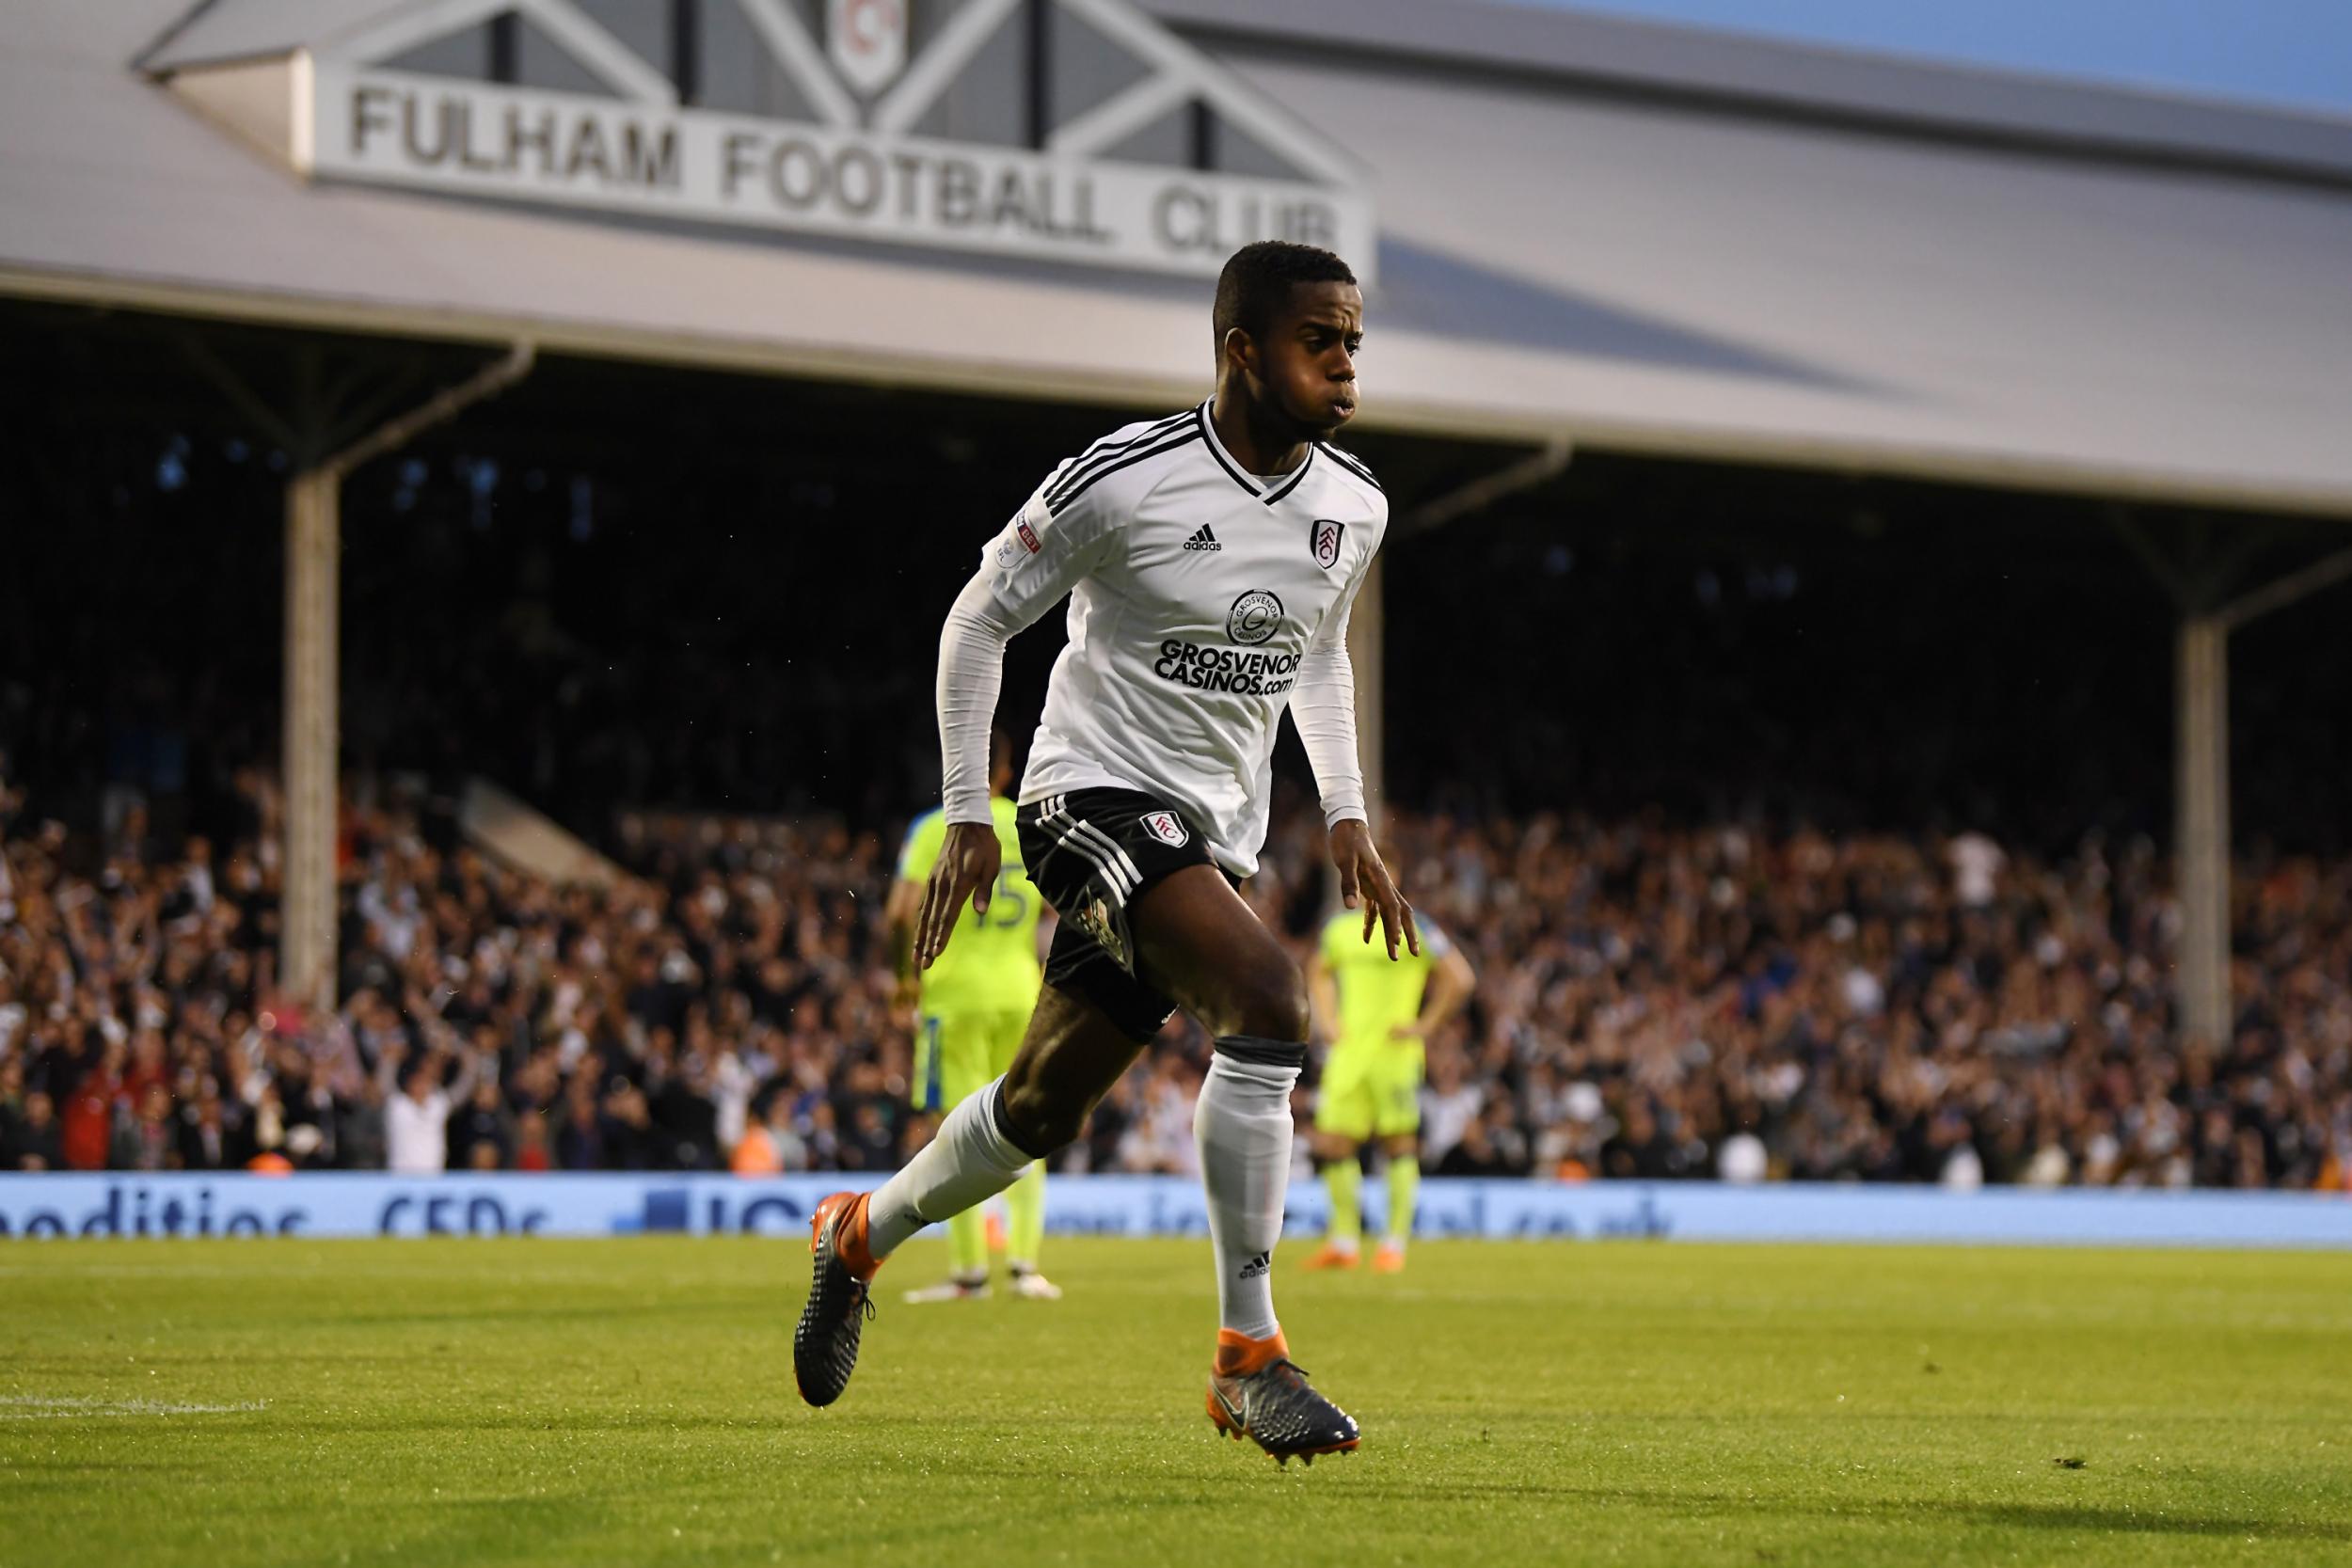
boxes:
[1183,525,1221,551]
[1239,1251,1270,1279]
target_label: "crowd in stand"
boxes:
[3,768,2349,1191]
[1252,807,2352,1190]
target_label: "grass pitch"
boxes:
[4,1235,2351,1567]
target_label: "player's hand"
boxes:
[916,821,1002,970]
[1388,1020,1427,1041]
[1330,817,1420,961]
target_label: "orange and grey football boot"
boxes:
[1205,1329,1361,1466]
[794,1191,880,1407]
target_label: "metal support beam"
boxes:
[2122,517,2352,1051]
[1325,436,1571,909]
[278,342,537,1014]
[1324,435,1567,905]
[2173,612,2230,1045]
[1398,437,1573,540]
[669,0,700,105]
[280,468,341,1015]
[2217,545,2352,632]
[1025,0,1053,150]
[1188,98,1216,172]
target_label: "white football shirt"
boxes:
[979,401,1388,878]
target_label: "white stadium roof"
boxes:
[4,0,2350,515]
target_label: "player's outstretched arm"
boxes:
[924,451,1114,964]
[1330,818,1420,961]
[925,571,1019,968]
[1293,527,1413,958]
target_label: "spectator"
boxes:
[597,1079,654,1171]
[1435,1101,1531,1179]
[111,1082,177,1172]
[1419,1050,1483,1169]
[731,1099,785,1175]
[447,1077,512,1172]
[513,1111,553,1173]
[652,1054,721,1171]
[177,1078,245,1171]
[61,1041,125,1173]
[5,1091,63,1171]
[382,1047,478,1176]
[555,1076,608,1171]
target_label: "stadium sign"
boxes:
[9,1174,2352,1246]
[270,0,1374,279]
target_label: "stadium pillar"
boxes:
[1348,553,1385,833]
[2137,533,2352,1050]
[276,343,539,1014]
[2173,613,2229,1046]
[281,467,341,1015]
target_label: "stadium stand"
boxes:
[4,765,2345,1191]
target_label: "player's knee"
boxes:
[1229,957,1311,1043]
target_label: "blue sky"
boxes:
[1504,0,2352,117]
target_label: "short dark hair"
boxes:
[1213,241,1356,349]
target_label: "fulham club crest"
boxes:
[1139,810,1190,848]
[1311,518,1346,570]
[828,0,909,95]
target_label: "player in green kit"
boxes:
[1303,895,1473,1274]
[884,735,1059,1303]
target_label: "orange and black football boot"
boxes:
[1205,1330,1360,1466]
[794,1191,880,1407]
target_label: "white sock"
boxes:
[866,1079,1036,1259]
[1194,1042,1303,1339]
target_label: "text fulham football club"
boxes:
[320,73,1356,278]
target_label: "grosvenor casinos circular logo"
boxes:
[1226,590,1283,645]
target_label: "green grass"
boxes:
[5,1237,2352,1567]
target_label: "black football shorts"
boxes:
[1015,786,1216,1042]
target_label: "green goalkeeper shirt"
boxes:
[897,798,1043,1015]
[1321,910,1453,1053]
